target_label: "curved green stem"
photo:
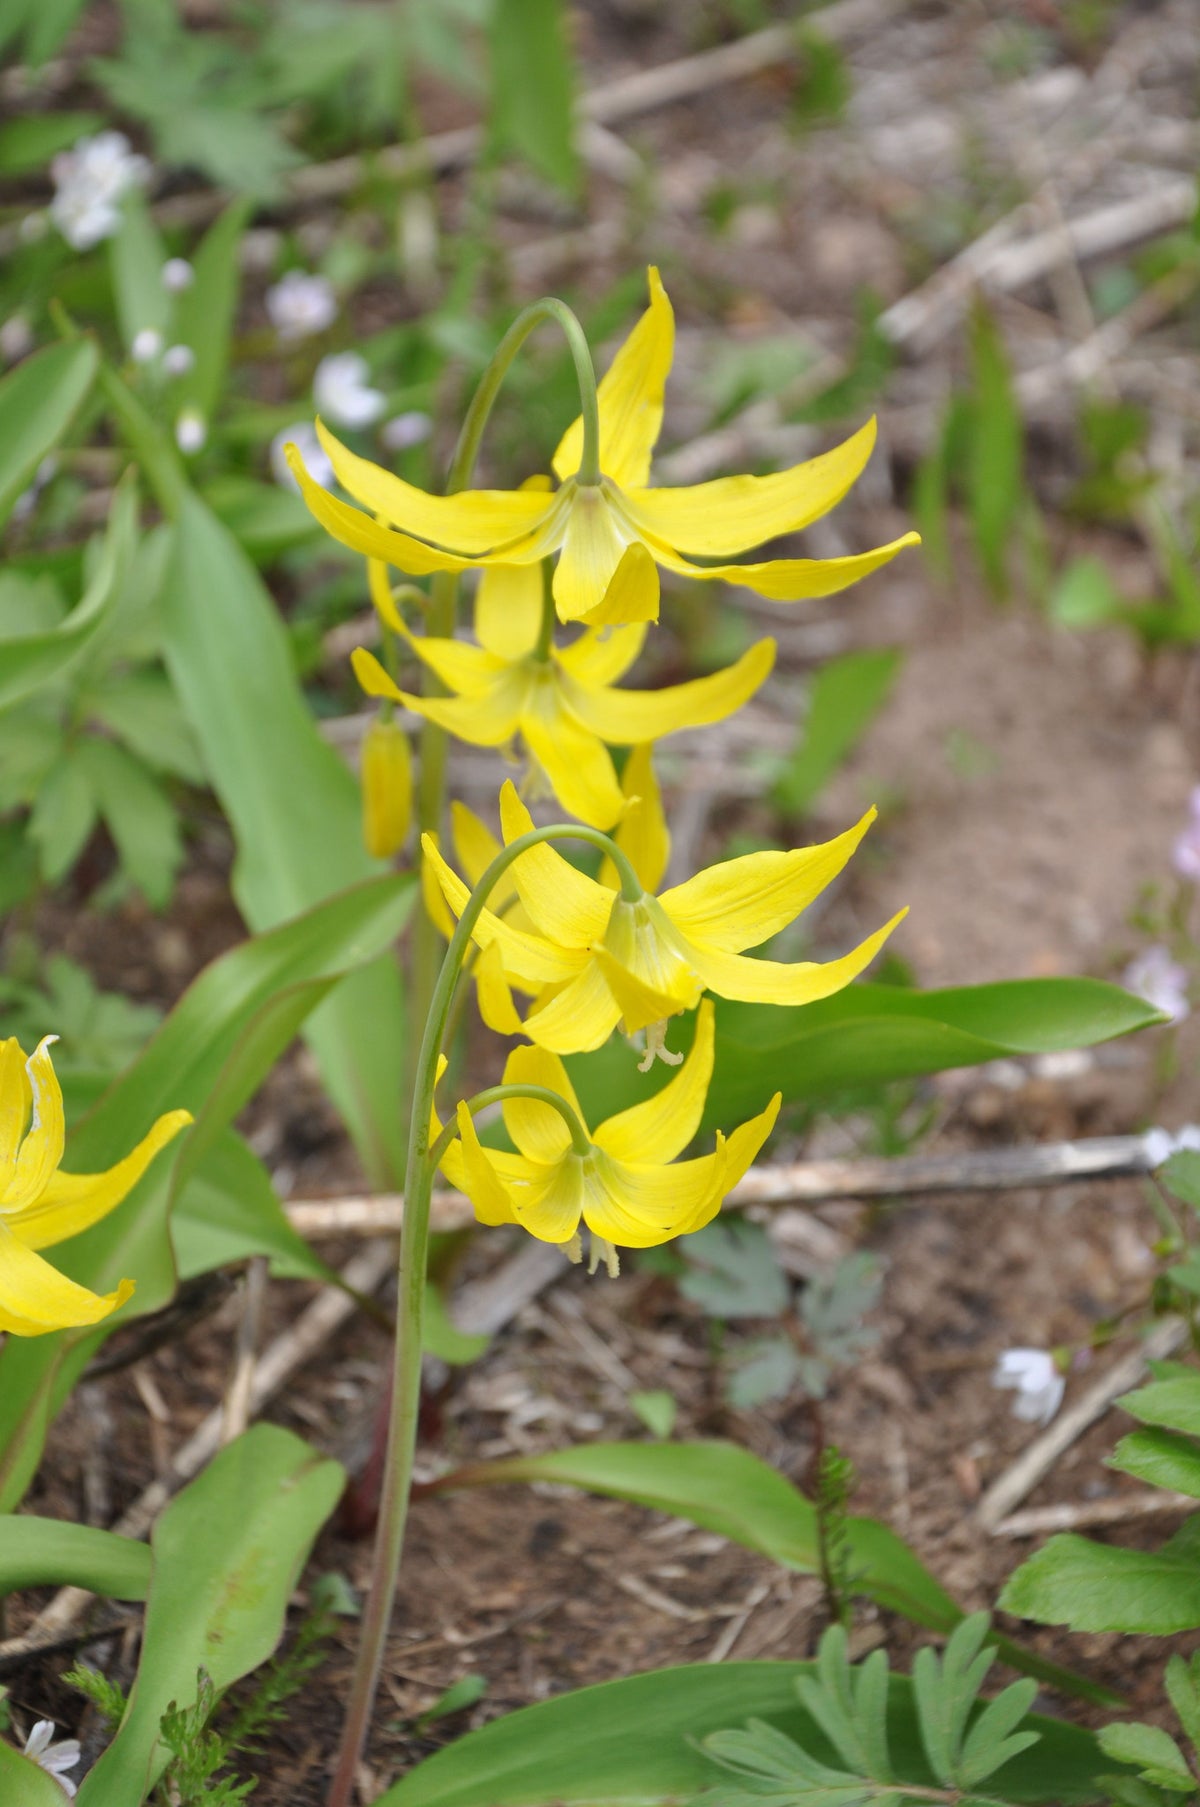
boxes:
[329,818,636,1807]
[429,1081,591,1170]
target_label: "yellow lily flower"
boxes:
[424,782,906,1062]
[360,715,412,859]
[353,559,773,830]
[287,267,918,625]
[0,1037,191,1337]
[437,998,780,1274]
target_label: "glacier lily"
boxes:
[437,999,779,1274]
[287,267,918,625]
[0,1037,190,1336]
[424,782,906,1062]
[356,558,772,829]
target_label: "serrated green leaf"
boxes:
[1109,1426,1200,1498]
[1098,1723,1194,1790]
[1120,1377,1200,1438]
[1165,1653,1200,1753]
[678,1216,790,1319]
[999,1528,1200,1633]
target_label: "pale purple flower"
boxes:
[1125,946,1190,1023]
[23,1720,80,1797]
[313,352,385,429]
[162,344,195,378]
[266,270,336,342]
[1142,1124,1200,1169]
[380,411,432,453]
[992,1348,1064,1426]
[131,327,162,364]
[162,257,194,293]
[50,131,149,250]
[270,422,333,492]
[1173,787,1200,881]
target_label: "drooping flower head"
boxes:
[425,782,905,1065]
[0,1036,190,1336]
[288,267,918,626]
[355,557,774,829]
[437,999,779,1276]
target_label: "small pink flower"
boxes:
[1174,787,1200,881]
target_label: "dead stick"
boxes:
[977,1317,1187,1534]
[285,1133,1160,1240]
[993,1488,1197,1539]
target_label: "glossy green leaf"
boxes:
[0,874,412,1511]
[171,199,250,422]
[488,0,578,194]
[0,337,98,529]
[110,194,170,352]
[77,1424,343,1805]
[0,1516,151,1599]
[437,1441,1115,1703]
[377,1659,1112,1807]
[773,648,903,817]
[0,1736,71,1807]
[1109,1426,1200,1498]
[1118,1377,1200,1437]
[162,491,409,1184]
[0,477,136,712]
[567,979,1164,1135]
[999,1522,1200,1633]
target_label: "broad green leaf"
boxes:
[773,649,903,817]
[488,0,578,194]
[162,491,408,1184]
[0,112,103,174]
[566,979,1163,1135]
[77,1423,342,1805]
[376,1659,1112,1807]
[0,874,412,1511]
[0,1516,151,1599]
[171,199,250,423]
[0,337,98,529]
[98,360,187,518]
[1110,1427,1200,1497]
[201,474,323,563]
[999,1526,1200,1633]
[0,475,135,712]
[172,1128,335,1285]
[437,1440,1115,1703]
[109,193,170,352]
[1119,1377,1200,1437]
[0,1736,70,1807]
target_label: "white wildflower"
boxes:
[265,269,336,342]
[992,1348,1064,1427]
[1125,946,1190,1024]
[23,1720,81,1797]
[1173,787,1200,882]
[1142,1124,1200,1170]
[270,422,334,493]
[131,327,162,364]
[49,131,149,250]
[174,407,207,455]
[380,410,432,453]
[313,351,386,429]
[162,344,195,378]
[162,256,194,293]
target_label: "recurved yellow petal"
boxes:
[498,783,614,945]
[6,1038,65,1213]
[9,1109,192,1251]
[502,1042,587,1162]
[367,559,405,633]
[553,267,674,490]
[510,1160,587,1245]
[474,941,526,1034]
[450,800,505,889]
[583,1148,726,1248]
[474,563,543,661]
[623,419,879,556]
[573,541,660,628]
[392,626,509,698]
[361,717,412,859]
[654,532,921,602]
[520,681,626,830]
[605,743,670,894]
[523,962,624,1054]
[560,637,775,744]
[420,833,583,986]
[0,1038,28,1185]
[595,998,716,1166]
[686,908,907,1004]
[0,1217,134,1337]
[454,1103,520,1227]
[287,446,480,574]
[554,618,648,688]
[660,809,878,954]
[316,421,555,555]
[421,833,456,939]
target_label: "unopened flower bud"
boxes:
[361,717,412,859]
[131,327,162,363]
[174,407,207,454]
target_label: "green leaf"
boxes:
[1098,1724,1194,1790]
[201,475,323,563]
[999,1527,1200,1633]
[162,491,409,1185]
[1166,1653,1200,1753]
[423,1284,491,1366]
[172,1129,335,1285]
[678,1217,791,1319]
[109,193,170,352]
[27,745,98,883]
[79,736,183,907]
[87,669,205,783]
[435,1440,1115,1702]
[1049,556,1123,630]
[773,649,903,817]
[0,1516,151,1599]
[172,199,250,423]
[1119,1377,1200,1438]
[629,1389,677,1438]
[488,0,578,194]
[0,1735,72,1806]
[76,1424,343,1805]
[1162,1151,1200,1212]
[374,1659,1112,1807]
[0,475,136,713]
[1109,1427,1200,1498]
[0,337,98,530]
[0,873,412,1511]
[966,302,1023,598]
[0,112,104,174]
